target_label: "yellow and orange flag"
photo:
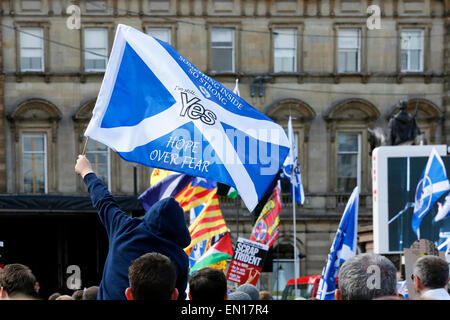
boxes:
[150,168,174,186]
[184,190,228,253]
[175,181,217,212]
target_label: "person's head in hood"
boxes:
[142,197,191,249]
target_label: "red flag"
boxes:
[250,181,281,247]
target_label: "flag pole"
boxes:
[82,136,89,156]
[292,163,299,299]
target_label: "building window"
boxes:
[84,28,108,72]
[147,28,171,44]
[337,29,361,73]
[273,29,297,73]
[401,29,424,72]
[148,0,171,12]
[85,0,107,12]
[20,27,44,72]
[337,132,361,193]
[22,133,47,193]
[21,0,42,11]
[86,140,111,190]
[211,28,235,73]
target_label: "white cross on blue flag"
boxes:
[412,148,450,239]
[282,116,305,204]
[317,186,359,300]
[85,24,290,211]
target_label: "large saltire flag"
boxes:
[412,148,450,239]
[250,180,281,247]
[84,24,290,212]
[184,190,228,253]
[189,232,233,275]
[317,186,359,300]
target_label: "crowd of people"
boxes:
[0,253,448,300]
[0,155,448,301]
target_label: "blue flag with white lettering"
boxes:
[412,148,450,239]
[85,24,289,212]
[317,187,359,300]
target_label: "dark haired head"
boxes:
[0,263,37,299]
[127,252,177,300]
[188,267,227,301]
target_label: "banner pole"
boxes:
[82,136,89,156]
[292,164,299,299]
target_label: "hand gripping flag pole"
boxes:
[81,136,89,156]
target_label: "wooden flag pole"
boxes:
[82,136,89,156]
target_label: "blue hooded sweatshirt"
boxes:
[84,173,191,300]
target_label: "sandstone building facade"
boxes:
[0,0,448,297]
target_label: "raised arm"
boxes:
[75,155,130,237]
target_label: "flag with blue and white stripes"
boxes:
[412,148,450,239]
[84,24,290,212]
[282,116,305,204]
[317,186,359,300]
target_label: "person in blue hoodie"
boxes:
[75,154,191,300]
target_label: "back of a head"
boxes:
[413,255,449,289]
[236,284,260,300]
[82,286,99,300]
[259,290,273,300]
[71,289,83,300]
[48,292,61,300]
[228,291,251,300]
[338,253,397,300]
[128,252,176,300]
[0,263,37,299]
[143,197,191,249]
[188,267,227,301]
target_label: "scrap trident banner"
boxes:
[84,24,290,212]
[226,237,269,285]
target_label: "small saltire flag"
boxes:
[412,148,450,239]
[175,179,217,212]
[282,116,305,204]
[190,232,233,275]
[317,186,359,300]
[84,24,290,212]
[184,190,228,253]
[138,171,193,212]
[250,180,281,247]
[435,193,450,222]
